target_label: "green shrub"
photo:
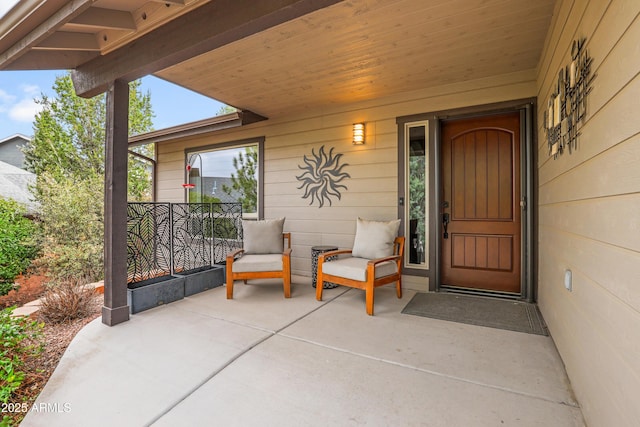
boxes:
[0,307,43,405]
[0,200,39,295]
[36,173,103,283]
[0,283,14,298]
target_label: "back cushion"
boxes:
[351,217,400,259]
[242,218,285,254]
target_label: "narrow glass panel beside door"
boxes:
[405,122,428,269]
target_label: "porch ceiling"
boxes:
[0,0,556,120]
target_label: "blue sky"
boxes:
[0,70,226,139]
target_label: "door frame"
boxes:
[397,98,536,301]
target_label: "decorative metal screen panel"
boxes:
[172,203,212,274]
[127,202,242,284]
[127,203,172,284]
[212,203,243,264]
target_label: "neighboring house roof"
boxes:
[201,177,242,203]
[0,160,37,214]
[0,134,30,145]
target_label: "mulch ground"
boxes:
[0,273,48,309]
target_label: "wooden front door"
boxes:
[441,112,521,293]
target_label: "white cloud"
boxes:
[0,89,14,102]
[9,98,43,122]
[0,83,43,122]
[20,84,40,96]
[0,89,16,113]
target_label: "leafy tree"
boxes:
[216,105,237,115]
[127,147,155,202]
[127,82,155,201]
[223,146,257,213]
[409,156,426,252]
[23,73,154,200]
[22,72,155,281]
[188,192,221,204]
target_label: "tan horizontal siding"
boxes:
[157,69,536,287]
[535,0,640,425]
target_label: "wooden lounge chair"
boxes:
[316,218,404,315]
[226,218,292,299]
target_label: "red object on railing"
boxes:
[182,183,195,189]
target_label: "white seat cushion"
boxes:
[322,257,397,282]
[233,254,283,273]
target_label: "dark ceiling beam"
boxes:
[71,0,344,98]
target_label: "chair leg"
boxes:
[283,253,292,298]
[396,277,402,298]
[283,272,291,298]
[365,282,374,315]
[226,280,234,299]
[316,260,324,301]
[226,267,234,299]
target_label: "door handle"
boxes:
[442,212,450,239]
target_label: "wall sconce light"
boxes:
[352,123,365,145]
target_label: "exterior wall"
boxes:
[0,135,28,169]
[157,72,536,290]
[535,1,640,426]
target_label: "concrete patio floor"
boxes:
[22,276,584,427]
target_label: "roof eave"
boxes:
[127,110,267,146]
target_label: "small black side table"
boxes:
[311,245,339,289]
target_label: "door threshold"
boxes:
[438,285,522,301]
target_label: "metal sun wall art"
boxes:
[546,38,595,159]
[296,145,351,208]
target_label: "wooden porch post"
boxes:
[102,79,130,326]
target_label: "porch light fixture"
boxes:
[352,123,365,145]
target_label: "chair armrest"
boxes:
[367,254,402,266]
[226,248,245,263]
[318,249,353,261]
[283,247,292,257]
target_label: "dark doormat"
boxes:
[402,292,548,336]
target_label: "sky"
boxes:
[0,70,227,139]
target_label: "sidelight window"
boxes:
[404,121,429,269]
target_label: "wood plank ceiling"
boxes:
[0,0,556,120]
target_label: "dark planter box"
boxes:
[175,265,225,297]
[127,275,185,314]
